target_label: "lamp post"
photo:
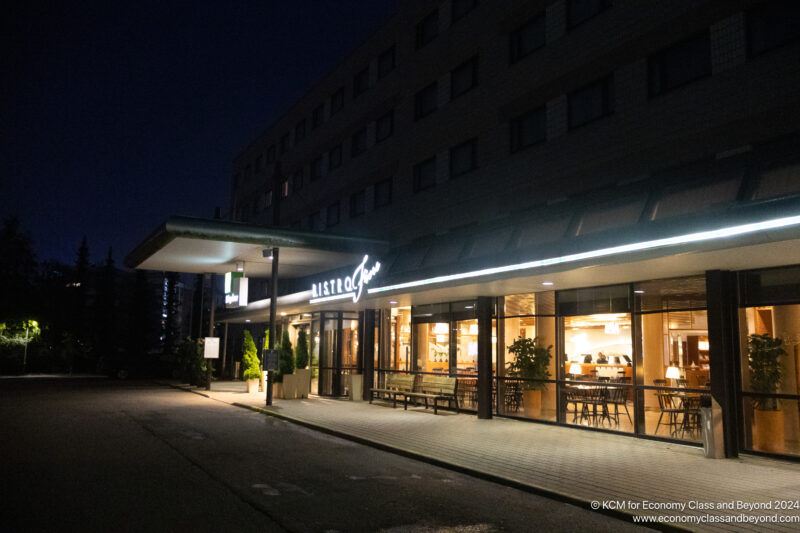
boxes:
[22,323,29,374]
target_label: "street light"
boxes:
[22,320,38,374]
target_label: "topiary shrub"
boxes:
[295,329,309,370]
[242,330,261,381]
[275,329,294,383]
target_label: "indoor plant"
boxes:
[747,333,786,452]
[242,330,261,393]
[507,336,552,418]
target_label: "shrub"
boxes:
[275,329,294,383]
[295,329,309,369]
[242,330,261,381]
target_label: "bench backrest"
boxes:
[421,375,457,396]
[386,373,415,392]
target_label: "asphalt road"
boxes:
[0,378,648,532]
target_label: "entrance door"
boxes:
[317,311,360,397]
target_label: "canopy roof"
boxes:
[124,216,388,278]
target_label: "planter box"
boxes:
[349,374,364,401]
[283,374,297,400]
[753,409,785,453]
[295,368,311,399]
[522,389,542,418]
[272,382,284,400]
[246,378,259,394]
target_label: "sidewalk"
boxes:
[168,381,800,532]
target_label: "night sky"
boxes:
[2,0,396,266]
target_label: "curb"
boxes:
[164,381,686,532]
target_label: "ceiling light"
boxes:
[245,319,251,323]
[389,300,398,305]
[236,261,244,272]
[634,290,645,294]
[542,281,553,286]
[280,312,286,316]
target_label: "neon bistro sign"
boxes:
[311,255,380,303]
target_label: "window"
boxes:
[312,104,325,129]
[510,107,546,152]
[351,128,367,157]
[281,180,289,198]
[378,45,395,79]
[266,145,276,164]
[264,190,273,208]
[353,67,370,97]
[350,190,366,218]
[450,138,477,178]
[295,120,306,143]
[331,87,344,115]
[326,202,340,226]
[452,0,477,22]
[747,1,800,57]
[567,0,611,30]
[292,169,303,191]
[510,13,545,63]
[280,133,289,155]
[309,211,321,231]
[413,157,437,192]
[375,110,394,142]
[416,9,439,49]
[255,154,264,172]
[568,75,614,129]
[329,144,342,170]
[648,32,711,97]
[450,56,478,99]
[374,178,392,208]
[415,82,438,120]
[310,157,323,182]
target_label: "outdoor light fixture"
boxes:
[367,213,800,296]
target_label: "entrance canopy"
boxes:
[124,215,388,278]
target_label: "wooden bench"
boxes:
[369,373,415,408]
[401,375,459,415]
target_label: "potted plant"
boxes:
[294,328,311,399]
[748,333,786,452]
[507,336,552,418]
[242,330,261,393]
[275,330,295,399]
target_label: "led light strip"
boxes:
[367,214,800,295]
[309,292,355,304]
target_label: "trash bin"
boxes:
[350,374,364,401]
[701,396,725,459]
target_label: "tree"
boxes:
[72,236,90,344]
[295,328,309,369]
[96,247,117,372]
[0,217,37,322]
[241,330,261,380]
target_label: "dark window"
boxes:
[326,202,340,226]
[416,9,439,49]
[747,1,800,57]
[280,133,289,154]
[648,32,711,97]
[568,75,614,129]
[350,190,366,218]
[450,56,478,99]
[312,104,325,129]
[510,13,545,63]
[567,0,611,30]
[414,82,438,120]
[378,45,395,79]
[450,138,477,178]
[413,157,437,192]
[310,157,323,182]
[353,67,370,97]
[264,190,273,208]
[374,178,392,208]
[330,87,344,115]
[292,169,303,191]
[266,145,276,164]
[309,211,321,231]
[255,154,264,172]
[245,164,251,178]
[233,173,241,187]
[351,128,367,157]
[510,107,546,152]
[281,180,289,198]
[294,120,306,143]
[329,144,342,170]
[253,200,259,216]
[375,110,394,142]
[452,0,477,22]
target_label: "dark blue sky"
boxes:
[2,0,396,266]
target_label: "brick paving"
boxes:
[172,381,800,532]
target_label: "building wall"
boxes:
[230,0,800,249]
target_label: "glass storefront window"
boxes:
[740,304,800,457]
[390,307,411,372]
[455,319,479,374]
[415,322,450,374]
